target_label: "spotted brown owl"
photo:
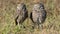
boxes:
[30,3,47,29]
[15,3,28,25]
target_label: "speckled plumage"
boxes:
[15,3,28,25]
[30,3,47,29]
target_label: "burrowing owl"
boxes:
[15,3,28,25]
[30,3,47,29]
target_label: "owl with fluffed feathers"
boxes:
[15,3,28,25]
[30,3,47,29]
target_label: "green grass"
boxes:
[0,0,60,34]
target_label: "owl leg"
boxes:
[15,15,19,25]
[38,24,43,30]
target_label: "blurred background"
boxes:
[0,0,60,34]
